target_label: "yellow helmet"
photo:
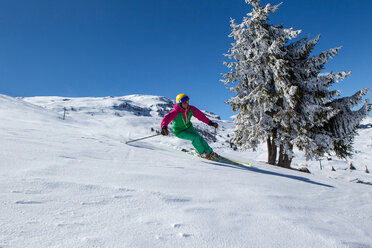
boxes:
[176,93,189,104]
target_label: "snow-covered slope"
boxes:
[1,94,372,248]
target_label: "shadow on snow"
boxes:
[126,141,334,188]
[205,160,334,188]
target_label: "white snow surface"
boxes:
[1,94,372,248]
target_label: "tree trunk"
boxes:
[277,144,293,168]
[267,134,277,165]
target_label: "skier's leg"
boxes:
[176,127,213,155]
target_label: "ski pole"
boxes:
[125,133,161,144]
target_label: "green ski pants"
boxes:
[175,126,213,155]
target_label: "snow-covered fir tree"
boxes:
[222,0,371,168]
[282,36,370,165]
[221,0,300,166]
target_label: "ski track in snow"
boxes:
[1,95,372,248]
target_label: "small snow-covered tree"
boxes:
[222,0,371,168]
[313,88,370,159]
[280,35,370,166]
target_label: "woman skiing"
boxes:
[161,93,219,160]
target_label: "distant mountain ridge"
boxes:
[21,95,228,147]
[22,95,221,120]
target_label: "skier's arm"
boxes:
[161,109,178,128]
[190,106,218,128]
[190,106,211,124]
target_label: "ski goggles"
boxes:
[177,96,189,104]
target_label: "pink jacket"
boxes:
[161,104,211,128]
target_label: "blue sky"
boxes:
[0,0,371,120]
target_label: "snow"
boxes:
[1,94,372,248]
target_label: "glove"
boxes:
[208,121,218,129]
[161,126,169,136]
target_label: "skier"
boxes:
[161,93,220,160]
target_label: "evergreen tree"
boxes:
[280,35,370,166]
[222,0,370,168]
[221,0,300,165]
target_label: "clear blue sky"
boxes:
[0,0,371,119]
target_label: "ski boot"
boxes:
[200,151,221,161]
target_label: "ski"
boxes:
[198,153,252,167]
[181,149,252,167]
[221,157,252,167]
[214,156,252,167]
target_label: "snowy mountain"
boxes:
[22,95,224,145]
[22,95,221,119]
[1,94,372,248]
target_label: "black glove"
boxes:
[161,126,169,136]
[208,121,218,128]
